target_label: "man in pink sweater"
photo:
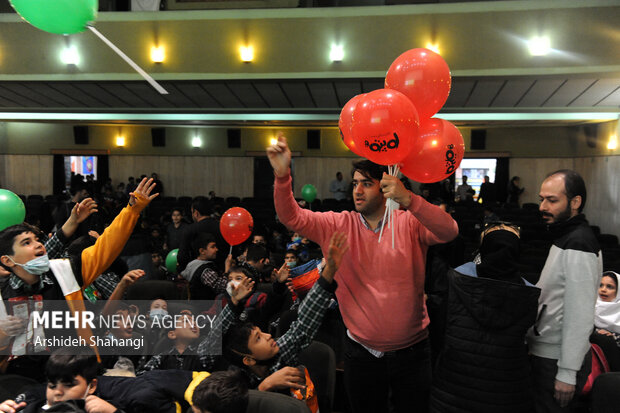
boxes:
[267,135,459,413]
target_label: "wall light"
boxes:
[528,36,551,56]
[425,42,440,55]
[150,46,165,63]
[240,46,254,62]
[60,46,80,65]
[192,136,202,148]
[330,45,344,62]
[608,135,618,150]
[116,136,126,147]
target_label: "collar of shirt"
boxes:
[358,214,384,234]
[9,272,54,293]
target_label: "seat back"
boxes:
[298,341,337,413]
[246,389,310,413]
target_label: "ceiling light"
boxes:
[330,45,344,62]
[150,46,165,63]
[425,42,440,55]
[608,135,618,150]
[240,46,254,62]
[528,36,551,56]
[116,136,125,147]
[61,46,79,65]
[269,137,278,146]
[192,136,202,148]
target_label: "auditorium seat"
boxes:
[299,341,337,413]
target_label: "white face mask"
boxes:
[9,254,50,275]
[286,261,297,268]
[226,280,241,296]
[149,308,168,322]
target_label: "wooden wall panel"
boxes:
[0,155,53,195]
[511,156,620,238]
[292,157,360,200]
[108,156,253,198]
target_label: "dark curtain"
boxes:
[495,157,509,203]
[52,155,65,195]
[98,155,110,186]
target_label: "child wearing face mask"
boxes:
[0,178,158,380]
[219,265,291,333]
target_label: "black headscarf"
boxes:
[476,229,523,284]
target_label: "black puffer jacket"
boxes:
[430,269,541,413]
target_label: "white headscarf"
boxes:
[594,271,620,334]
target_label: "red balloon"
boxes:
[220,207,254,246]
[399,118,464,183]
[350,88,419,166]
[339,94,365,156]
[385,48,451,120]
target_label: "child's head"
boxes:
[0,223,48,278]
[284,249,298,268]
[245,244,269,271]
[223,322,279,368]
[191,370,249,413]
[171,208,183,224]
[191,233,218,261]
[226,266,256,296]
[599,271,618,302]
[45,347,103,406]
[167,307,200,343]
[109,304,135,340]
[149,298,168,321]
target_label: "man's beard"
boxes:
[544,203,572,224]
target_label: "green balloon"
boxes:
[10,0,98,35]
[165,249,179,273]
[301,184,317,203]
[0,189,26,231]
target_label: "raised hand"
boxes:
[322,232,349,283]
[71,198,98,223]
[274,262,291,283]
[129,177,159,206]
[119,269,145,288]
[231,277,255,305]
[266,132,292,178]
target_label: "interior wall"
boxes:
[512,155,620,238]
[108,155,254,198]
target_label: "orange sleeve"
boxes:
[79,193,150,287]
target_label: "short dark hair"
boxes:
[192,370,249,413]
[351,160,388,181]
[246,244,268,263]
[191,197,212,217]
[547,169,587,213]
[285,249,298,258]
[191,232,216,258]
[46,347,104,385]
[0,224,46,271]
[227,266,255,281]
[222,322,256,367]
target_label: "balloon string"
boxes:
[229,245,233,256]
[87,26,169,95]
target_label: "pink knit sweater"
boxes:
[275,173,459,352]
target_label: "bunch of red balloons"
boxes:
[339,48,465,183]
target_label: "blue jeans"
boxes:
[344,335,431,413]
